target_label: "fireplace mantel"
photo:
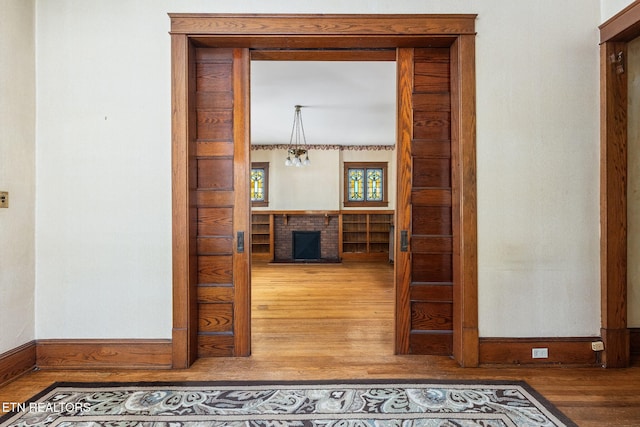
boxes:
[265,210,340,226]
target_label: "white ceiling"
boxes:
[250,61,396,146]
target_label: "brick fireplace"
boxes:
[274,214,339,262]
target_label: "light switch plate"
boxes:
[0,192,8,208]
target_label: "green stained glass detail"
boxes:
[348,169,365,201]
[251,168,265,201]
[366,168,383,201]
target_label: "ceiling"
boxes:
[250,61,397,146]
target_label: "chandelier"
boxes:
[285,105,311,167]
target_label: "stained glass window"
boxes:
[250,162,269,206]
[251,169,265,201]
[348,169,365,201]
[344,162,388,207]
[366,168,383,201]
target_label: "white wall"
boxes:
[35,0,172,338]
[251,149,342,210]
[34,0,604,340]
[0,0,36,353]
[475,3,601,337]
[629,36,640,327]
[601,0,635,21]
[251,148,396,211]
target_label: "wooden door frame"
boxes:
[170,14,478,368]
[599,2,640,368]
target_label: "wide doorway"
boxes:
[170,14,478,368]
[249,59,396,356]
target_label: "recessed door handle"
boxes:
[237,231,245,253]
[400,230,409,252]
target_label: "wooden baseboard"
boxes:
[0,341,37,386]
[631,328,640,355]
[479,337,600,366]
[36,339,172,370]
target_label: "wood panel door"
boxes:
[172,45,251,363]
[396,47,455,355]
[195,48,251,358]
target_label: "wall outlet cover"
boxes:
[532,348,549,358]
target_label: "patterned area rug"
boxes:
[0,380,576,426]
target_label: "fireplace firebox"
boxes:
[292,231,321,260]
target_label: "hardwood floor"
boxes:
[1,261,640,425]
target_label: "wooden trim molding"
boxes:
[631,328,640,355]
[479,338,600,366]
[0,341,36,386]
[600,40,630,368]
[600,1,640,43]
[450,34,479,368]
[36,339,172,370]
[171,13,478,368]
[169,14,477,37]
[599,1,640,369]
[171,32,195,369]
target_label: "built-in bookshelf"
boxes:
[250,213,273,259]
[250,210,394,261]
[341,211,394,260]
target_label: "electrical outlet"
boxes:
[532,348,549,359]
[0,191,8,208]
[591,341,605,351]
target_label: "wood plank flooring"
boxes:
[1,261,639,425]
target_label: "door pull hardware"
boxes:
[237,231,245,253]
[400,230,409,252]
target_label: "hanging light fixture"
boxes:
[284,105,311,167]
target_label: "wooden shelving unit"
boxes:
[341,211,394,260]
[250,213,273,260]
[342,213,368,254]
[250,210,394,261]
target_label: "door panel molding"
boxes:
[170,14,478,368]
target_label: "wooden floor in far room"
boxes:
[1,261,639,426]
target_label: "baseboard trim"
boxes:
[631,328,640,355]
[36,339,172,370]
[479,337,600,366]
[0,341,37,386]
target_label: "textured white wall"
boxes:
[250,148,396,212]
[34,0,605,340]
[629,36,640,327]
[475,3,601,337]
[601,0,635,21]
[250,149,342,211]
[0,0,36,353]
[35,1,173,338]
